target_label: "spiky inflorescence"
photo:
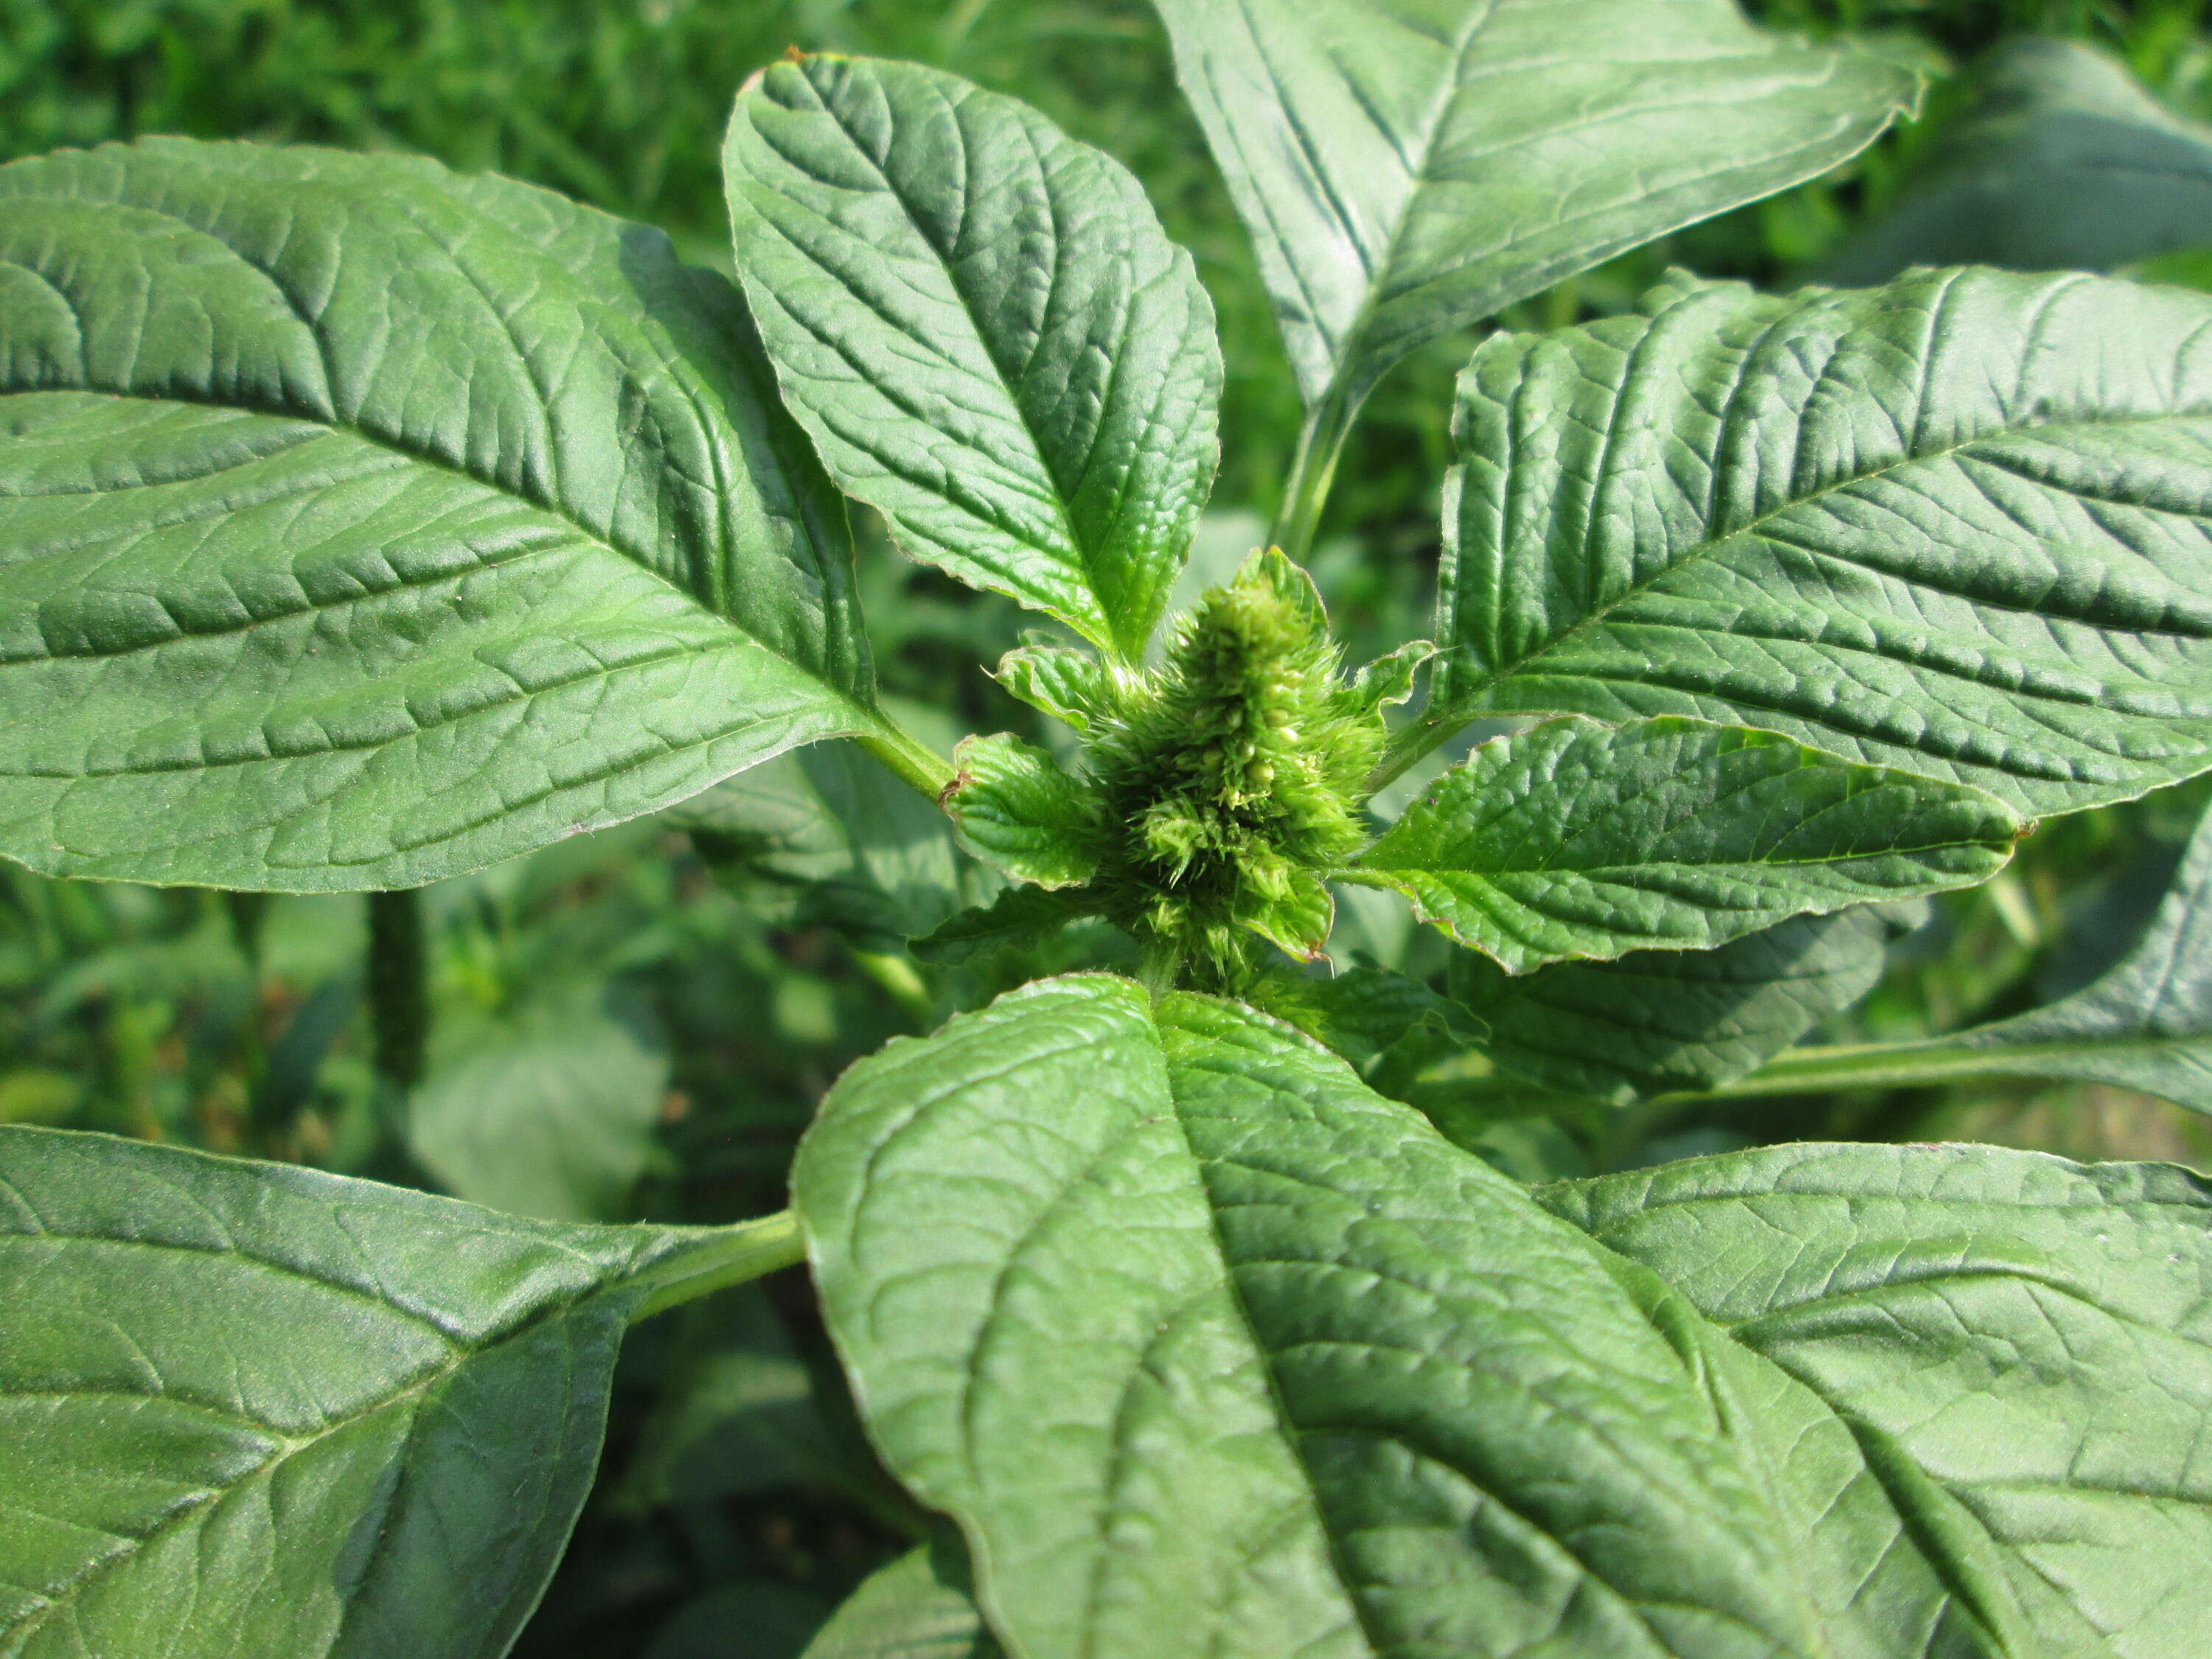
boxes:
[1085,549,1385,987]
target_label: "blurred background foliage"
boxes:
[8,2,2212,1654]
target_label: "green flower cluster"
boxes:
[944,549,1425,990]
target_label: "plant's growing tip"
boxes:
[949,549,1425,989]
[1093,549,1404,981]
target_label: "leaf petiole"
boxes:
[625,1208,808,1323]
[1366,708,1465,793]
[860,721,959,804]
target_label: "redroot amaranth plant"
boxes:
[5,5,2212,1657]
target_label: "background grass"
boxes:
[8,3,2212,1653]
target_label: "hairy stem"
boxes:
[1366,709,1467,793]
[1137,939,1185,999]
[861,720,957,803]
[627,1208,809,1322]
[1269,380,1362,563]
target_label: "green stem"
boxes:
[1651,1038,2023,1106]
[1269,380,1362,563]
[1366,709,1466,794]
[366,888,428,1096]
[627,1208,808,1323]
[1137,939,1184,1000]
[860,720,957,804]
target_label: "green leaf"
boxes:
[0,1124,798,1659]
[1824,39,2212,285]
[1343,640,1433,720]
[1540,1142,2212,1656]
[725,55,1222,659]
[942,734,1100,889]
[670,740,978,949]
[798,975,2212,1658]
[1430,266,2212,815]
[803,1541,1000,1659]
[1150,0,1914,411]
[991,647,1116,737]
[1346,717,2017,973]
[408,986,669,1222]
[909,883,1101,966]
[1461,907,1902,1105]
[1751,791,2212,1113]
[0,138,888,891]
[1934,795,2212,1107]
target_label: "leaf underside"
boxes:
[1823,38,2212,285]
[796,973,2212,1659]
[1461,906,1899,1104]
[725,55,1222,659]
[0,138,877,890]
[1348,717,2017,973]
[1150,0,1915,409]
[0,1124,729,1659]
[1434,267,2212,816]
[669,740,979,949]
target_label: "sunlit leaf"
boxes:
[1347,718,2016,972]
[0,1124,793,1659]
[726,55,1220,658]
[1151,0,1913,409]
[0,139,886,889]
[1430,267,2212,815]
[797,976,2212,1658]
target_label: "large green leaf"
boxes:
[1930,793,2212,1108]
[1344,717,2017,972]
[797,974,2212,1658]
[1542,1143,2212,1655]
[1428,266,2212,815]
[1150,0,1913,412]
[0,1124,799,1659]
[0,139,892,891]
[1460,907,1901,1104]
[408,986,670,1222]
[725,55,1221,660]
[1823,39,2212,285]
[1735,790,2212,1113]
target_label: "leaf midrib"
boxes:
[1266,0,1495,407]
[1161,1026,1811,1659]
[742,69,1107,643]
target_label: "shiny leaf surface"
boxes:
[0,139,881,889]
